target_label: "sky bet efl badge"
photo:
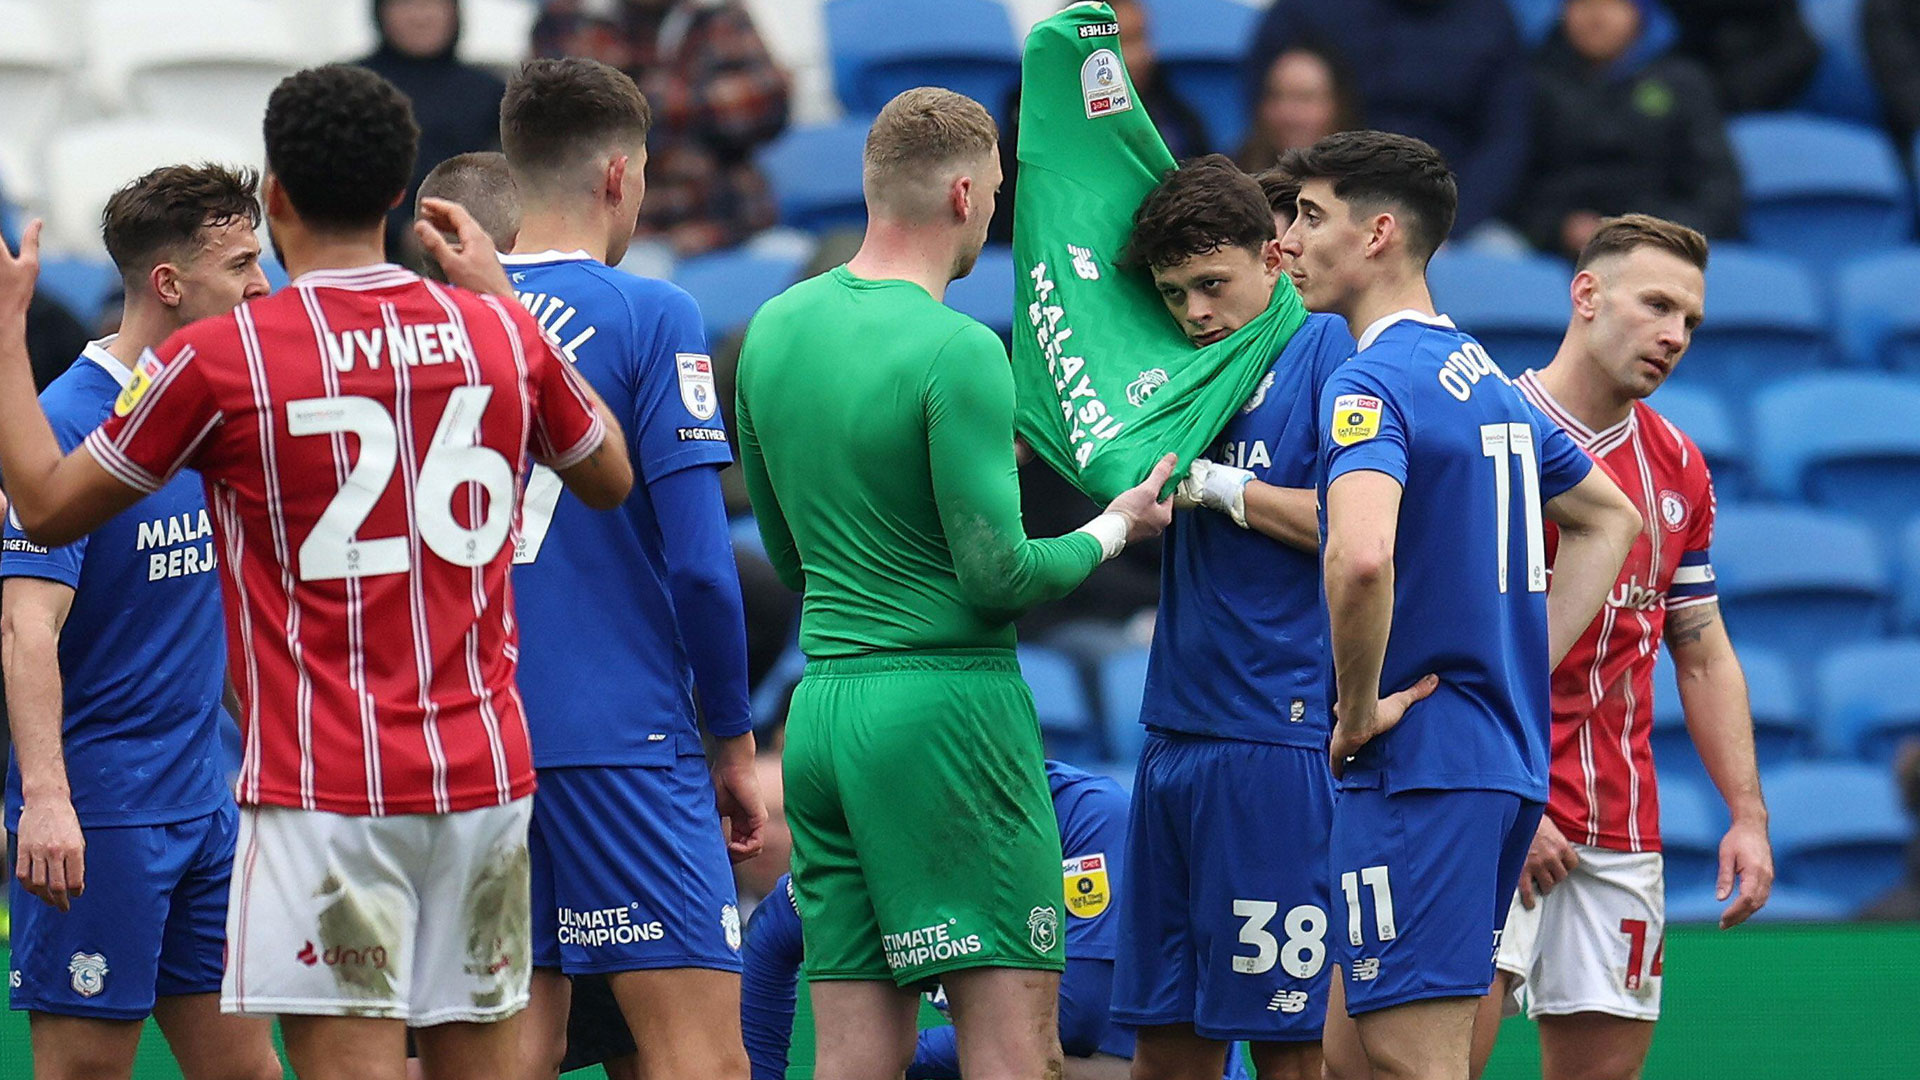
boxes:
[1331,394,1382,446]
[1063,853,1110,918]
[114,349,166,417]
[1081,48,1133,119]
[676,352,717,420]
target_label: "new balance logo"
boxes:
[1267,990,1309,1013]
[1351,958,1381,982]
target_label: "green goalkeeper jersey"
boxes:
[737,266,1105,658]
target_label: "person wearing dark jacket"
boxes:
[1662,0,1818,114]
[1244,0,1532,235]
[356,0,507,262]
[1515,0,1742,258]
[1865,0,1920,145]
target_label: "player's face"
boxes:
[951,147,1002,281]
[1581,247,1705,399]
[172,218,269,323]
[1273,211,1297,270]
[1150,240,1282,346]
[1280,178,1370,316]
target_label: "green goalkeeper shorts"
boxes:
[782,648,1066,986]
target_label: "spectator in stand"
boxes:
[1244,0,1532,237]
[1514,0,1741,258]
[1662,0,1817,114]
[1862,739,1920,921]
[1865,0,1920,147]
[534,0,790,257]
[1236,41,1363,173]
[357,0,508,262]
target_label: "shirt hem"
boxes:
[239,778,536,816]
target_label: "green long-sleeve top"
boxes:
[735,266,1105,658]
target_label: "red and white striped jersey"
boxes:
[83,264,607,816]
[1517,372,1718,853]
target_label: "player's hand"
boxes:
[1105,453,1178,543]
[0,218,42,324]
[1518,816,1579,909]
[711,733,768,863]
[15,795,84,912]
[1328,674,1440,779]
[1716,817,1773,929]
[1175,459,1254,528]
[414,198,514,298]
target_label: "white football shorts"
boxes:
[221,797,533,1026]
[1496,844,1664,1022]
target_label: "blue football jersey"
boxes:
[1141,313,1355,749]
[1317,314,1591,799]
[2,343,228,830]
[502,252,733,768]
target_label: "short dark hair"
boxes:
[1278,131,1457,262]
[1255,168,1301,224]
[264,65,419,232]
[417,152,520,251]
[1575,213,1709,273]
[102,164,261,287]
[1123,154,1274,270]
[500,58,652,190]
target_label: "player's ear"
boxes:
[1366,212,1396,261]
[606,154,629,206]
[1260,237,1284,276]
[1570,270,1602,319]
[150,261,183,309]
[950,174,973,224]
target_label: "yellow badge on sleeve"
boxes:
[114,350,165,418]
[1331,394,1382,446]
[1063,853,1111,918]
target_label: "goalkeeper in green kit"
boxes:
[736,87,1176,1080]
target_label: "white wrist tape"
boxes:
[1075,511,1130,562]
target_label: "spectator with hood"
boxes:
[1244,0,1532,236]
[356,0,507,261]
[1514,0,1741,258]
[1236,40,1363,173]
[1663,0,1817,114]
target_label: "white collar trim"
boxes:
[82,336,132,389]
[1357,309,1455,352]
[1515,370,1635,451]
[498,250,596,265]
[292,263,418,290]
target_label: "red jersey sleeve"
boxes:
[496,296,607,469]
[82,325,224,494]
[1668,431,1718,609]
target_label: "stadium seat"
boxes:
[43,122,260,255]
[759,119,871,231]
[743,0,842,125]
[1903,516,1920,631]
[1836,248,1920,372]
[1665,884,1853,923]
[944,244,1016,338]
[1096,646,1150,766]
[1710,505,1890,662]
[1816,640,1920,762]
[1667,247,1830,401]
[86,0,302,141]
[0,1,68,162]
[1652,645,1806,777]
[1752,374,1920,534]
[1142,0,1259,151]
[673,248,806,344]
[35,258,119,327]
[1019,644,1099,762]
[1659,773,1727,894]
[1765,760,1912,911]
[1796,0,1884,124]
[1505,0,1561,44]
[1728,114,1912,268]
[748,640,807,730]
[1426,250,1569,376]
[1646,382,1748,499]
[824,0,1020,125]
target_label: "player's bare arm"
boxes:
[710,732,768,863]
[1,577,83,911]
[1541,468,1642,667]
[1176,460,1320,551]
[0,222,148,546]
[1323,469,1438,776]
[415,196,515,297]
[551,388,634,510]
[1517,815,1580,909]
[1666,600,1774,928]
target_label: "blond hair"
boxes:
[862,87,999,220]
[1576,213,1709,273]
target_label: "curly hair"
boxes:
[102,163,260,285]
[1278,131,1457,262]
[263,64,419,231]
[1122,154,1274,271]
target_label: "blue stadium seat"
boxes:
[1505,0,1561,44]
[759,119,872,231]
[748,640,806,730]
[1651,645,1806,779]
[824,0,1020,124]
[1143,0,1259,151]
[1646,383,1748,499]
[1836,249,1920,371]
[1816,639,1920,761]
[1765,760,1912,911]
[1797,0,1884,124]
[1020,644,1099,761]
[35,257,118,327]
[1659,773,1727,894]
[1728,114,1912,268]
[1096,646,1150,766]
[1903,516,1920,631]
[1665,884,1853,923]
[1666,247,1829,402]
[1426,250,1569,376]
[944,244,1015,338]
[1711,505,1890,661]
[673,249,805,343]
[1752,374,1920,534]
